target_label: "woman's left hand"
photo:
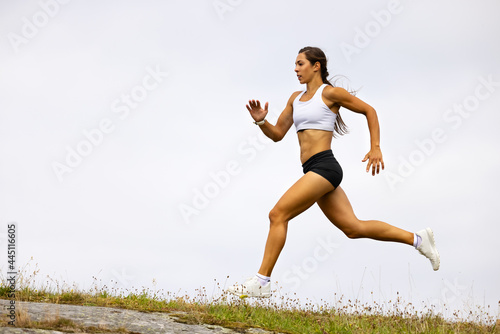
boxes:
[362,147,385,176]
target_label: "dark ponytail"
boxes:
[298,46,351,137]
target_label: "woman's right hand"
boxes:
[246,99,268,122]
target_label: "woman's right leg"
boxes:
[317,186,440,270]
[257,172,335,277]
[316,186,414,244]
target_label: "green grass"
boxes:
[0,261,498,333]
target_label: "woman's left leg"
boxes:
[257,172,335,277]
[227,172,335,298]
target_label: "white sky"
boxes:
[1,0,499,321]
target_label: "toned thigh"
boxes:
[316,186,358,230]
[271,171,334,222]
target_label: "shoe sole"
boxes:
[231,292,271,299]
[425,228,440,271]
[228,290,271,299]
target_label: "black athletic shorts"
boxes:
[302,149,343,189]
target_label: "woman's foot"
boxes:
[227,276,271,298]
[416,228,440,271]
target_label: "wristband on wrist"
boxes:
[253,119,266,125]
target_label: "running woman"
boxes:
[228,46,440,298]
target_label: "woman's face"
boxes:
[295,53,316,84]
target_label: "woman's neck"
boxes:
[305,77,324,94]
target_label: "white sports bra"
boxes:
[292,83,337,132]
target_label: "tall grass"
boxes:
[0,260,497,333]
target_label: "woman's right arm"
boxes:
[246,92,299,142]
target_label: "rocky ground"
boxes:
[0,300,279,334]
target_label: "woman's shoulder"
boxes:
[291,90,304,100]
[322,85,350,102]
[323,85,345,95]
[287,90,303,104]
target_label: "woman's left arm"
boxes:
[324,86,385,176]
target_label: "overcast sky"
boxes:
[1,0,499,321]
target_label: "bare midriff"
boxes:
[297,129,334,164]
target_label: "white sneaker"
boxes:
[416,228,440,271]
[227,276,271,298]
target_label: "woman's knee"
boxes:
[339,219,365,239]
[269,206,288,226]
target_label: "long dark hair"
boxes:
[298,46,349,137]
